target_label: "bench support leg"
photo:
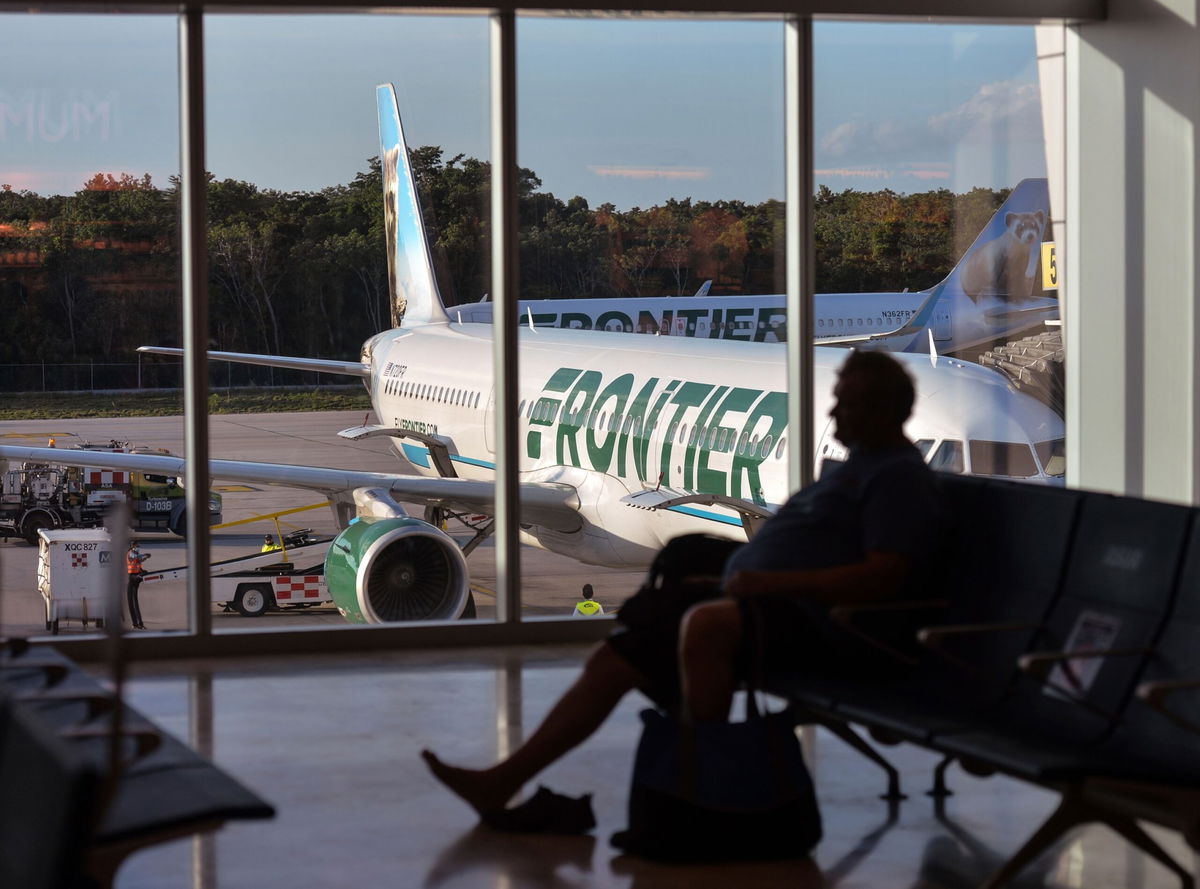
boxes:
[1104,815,1194,889]
[927,755,955,798]
[983,795,1196,889]
[819,718,907,801]
[980,796,1082,889]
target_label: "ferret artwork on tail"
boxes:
[957,180,1050,304]
[376,84,450,329]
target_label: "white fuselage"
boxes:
[454,290,1059,355]
[362,322,1063,567]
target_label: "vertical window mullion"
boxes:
[491,10,521,624]
[179,5,212,637]
[785,16,815,492]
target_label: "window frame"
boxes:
[20,2,1095,662]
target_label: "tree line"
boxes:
[0,154,1008,378]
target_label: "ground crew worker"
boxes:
[572,583,604,617]
[262,534,280,553]
[126,541,151,630]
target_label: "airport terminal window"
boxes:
[0,7,1071,649]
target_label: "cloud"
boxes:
[813,167,893,179]
[929,80,1042,144]
[588,165,711,181]
[818,79,1043,166]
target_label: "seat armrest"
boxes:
[18,690,119,721]
[823,599,949,666]
[1137,679,1200,737]
[916,621,1041,674]
[61,725,163,760]
[826,598,953,666]
[918,620,1040,648]
[1018,647,1151,682]
[1,660,70,689]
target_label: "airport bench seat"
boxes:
[0,689,100,889]
[767,475,1200,887]
[0,648,274,887]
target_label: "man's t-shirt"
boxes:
[722,443,943,588]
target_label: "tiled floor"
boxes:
[104,645,1194,889]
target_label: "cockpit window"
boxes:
[969,440,1039,478]
[914,438,935,458]
[1034,439,1066,477]
[929,439,964,474]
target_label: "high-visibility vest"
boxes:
[127,552,142,574]
[573,600,604,617]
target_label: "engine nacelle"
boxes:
[325,517,471,623]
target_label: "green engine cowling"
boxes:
[324,517,471,623]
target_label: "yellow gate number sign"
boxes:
[1042,242,1058,290]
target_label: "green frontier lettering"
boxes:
[682,385,729,490]
[635,380,679,480]
[527,367,583,462]
[557,370,603,466]
[659,382,714,487]
[531,367,788,506]
[730,391,787,503]
[586,373,634,473]
[697,387,761,495]
[618,377,659,478]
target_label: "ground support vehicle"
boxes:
[0,463,100,544]
[73,441,223,536]
[0,439,223,543]
[36,528,115,634]
[140,530,334,617]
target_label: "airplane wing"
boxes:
[137,346,370,379]
[0,446,582,532]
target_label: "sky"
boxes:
[0,14,1046,207]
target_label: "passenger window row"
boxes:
[383,376,481,409]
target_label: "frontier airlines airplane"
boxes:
[0,85,1065,624]
[457,179,1058,356]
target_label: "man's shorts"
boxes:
[608,594,890,712]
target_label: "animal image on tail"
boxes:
[961,208,1048,303]
[382,144,404,327]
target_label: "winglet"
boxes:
[928,328,938,367]
[376,84,449,328]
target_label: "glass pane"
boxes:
[515,17,785,617]
[813,22,1064,487]
[0,12,182,639]
[182,13,489,631]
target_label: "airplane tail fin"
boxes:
[939,178,1051,301]
[376,83,449,328]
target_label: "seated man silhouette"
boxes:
[422,350,945,821]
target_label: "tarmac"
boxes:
[0,410,641,636]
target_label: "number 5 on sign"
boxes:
[1042,242,1058,290]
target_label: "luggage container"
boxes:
[36,528,115,633]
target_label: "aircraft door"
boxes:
[814,418,847,478]
[483,388,496,455]
[933,305,952,341]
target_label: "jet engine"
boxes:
[324,517,471,622]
